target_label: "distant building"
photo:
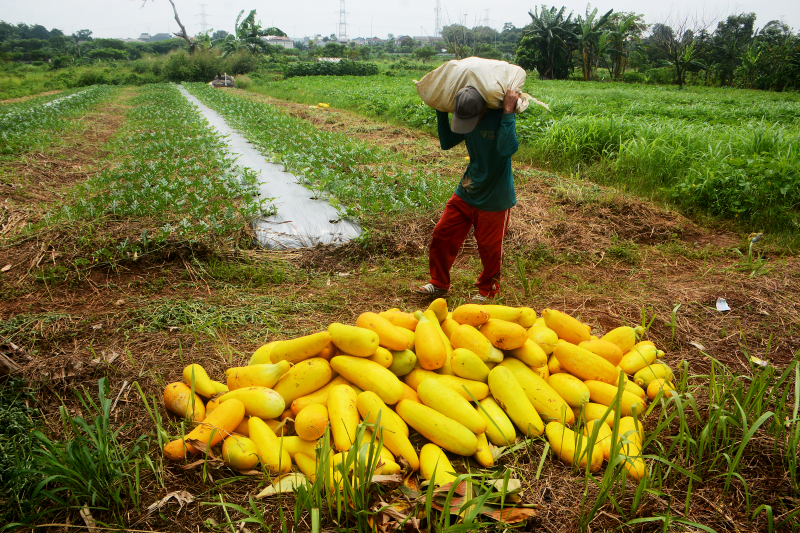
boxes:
[351,37,366,45]
[413,36,445,45]
[265,36,293,49]
[138,33,151,42]
[150,33,173,42]
[366,37,382,45]
[395,35,410,46]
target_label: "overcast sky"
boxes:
[2,0,798,40]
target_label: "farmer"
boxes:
[414,86,520,302]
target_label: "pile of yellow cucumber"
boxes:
[162,301,677,485]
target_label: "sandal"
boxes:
[412,283,448,296]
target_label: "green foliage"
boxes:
[20,378,151,524]
[46,84,268,264]
[0,379,41,525]
[184,82,451,217]
[284,59,379,78]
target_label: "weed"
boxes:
[606,235,642,264]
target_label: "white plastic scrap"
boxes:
[715,298,731,312]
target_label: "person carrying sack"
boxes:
[413,86,520,302]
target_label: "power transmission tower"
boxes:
[435,0,442,36]
[483,9,490,27]
[198,4,209,34]
[338,0,347,41]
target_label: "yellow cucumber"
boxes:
[425,310,455,375]
[578,339,624,366]
[527,324,559,355]
[547,373,590,408]
[547,353,564,375]
[451,348,490,382]
[477,397,516,446]
[378,310,419,331]
[248,417,291,473]
[357,312,409,351]
[290,375,350,415]
[330,355,403,405]
[532,363,550,381]
[368,346,393,368]
[619,343,661,375]
[583,380,646,418]
[225,361,292,390]
[396,400,478,456]
[440,317,461,339]
[518,307,537,328]
[419,443,458,486]
[450,324,493,361]
[487,366,544,437]
[583,420,613,460]
[356,391,420,470]
[399,382,421,404]
[545,421,603,472]
[279,436,319,460]
[617,417,647,480]
[473,433,494,467]
[415,317,447,370]
[600,326,645,353]
[506,338,548,368]
[249,341,279,365]
[633,363,674,389]
[218,386,285,420]
[388,349,417,377]
[451,304,490,327]
[294,404,329,441]
[480,305,523,323]
[294,452,318,482]
[270,331,332,364]
[542,309,592,345]
[417,379,487,434]
[163,399,244,460]
[647,378,677,400]
[479,319,527,350]
[404,367,489,401]
[328,322,379,357]
[427,298,449,322]
[328,385,359,452]
[273,358,333,405]
[573,402,616,426]
[498,358,574,424]
[182,364,219,398]
[553,340,619,384]
[624,381,647,399]
[221,435,260,470]
[163,382,205,421]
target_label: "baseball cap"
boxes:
[451,86,485,134]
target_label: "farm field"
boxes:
[0,78,799,533]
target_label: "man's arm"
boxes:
[497,90,520,158]
[437,110,464,150]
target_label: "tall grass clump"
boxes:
[6,378,153,529]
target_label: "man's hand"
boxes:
[503,89,521,114]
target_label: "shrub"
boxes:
[622,71,646,84]
[283,59,379,78]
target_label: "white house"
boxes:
[265,36,293,49]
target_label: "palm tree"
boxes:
[607,13,645,81]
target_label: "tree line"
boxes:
[511,6,799,90]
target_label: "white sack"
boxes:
[414,57,550,114]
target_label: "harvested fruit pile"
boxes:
[162,301,677,491]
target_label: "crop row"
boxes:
[247,75,800,230]
[183,83,452,218]
[47,83,267,263]
[0,85,117,155]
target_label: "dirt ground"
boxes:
[1,87,798,532]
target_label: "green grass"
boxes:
[245,74,800,236]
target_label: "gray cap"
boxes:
[451,86,485,134]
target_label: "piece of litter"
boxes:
[1,264,11,273]
[689,341,706,351]
[715,298,731,312]
[750,356,769,368]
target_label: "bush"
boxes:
[622,71,646,84]
[283,59,379,78]
[161,49,221,82]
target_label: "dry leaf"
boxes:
[146,490,195,514]
[80,505,98,532]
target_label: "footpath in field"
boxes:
[177,85,361,249]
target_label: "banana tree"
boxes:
[214,9,285,57]
[607,12,645,81]
[518,5,579,80]
[576,7,612,81]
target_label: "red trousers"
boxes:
[429,194,511,297]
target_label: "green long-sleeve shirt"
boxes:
[437,109,519,212]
